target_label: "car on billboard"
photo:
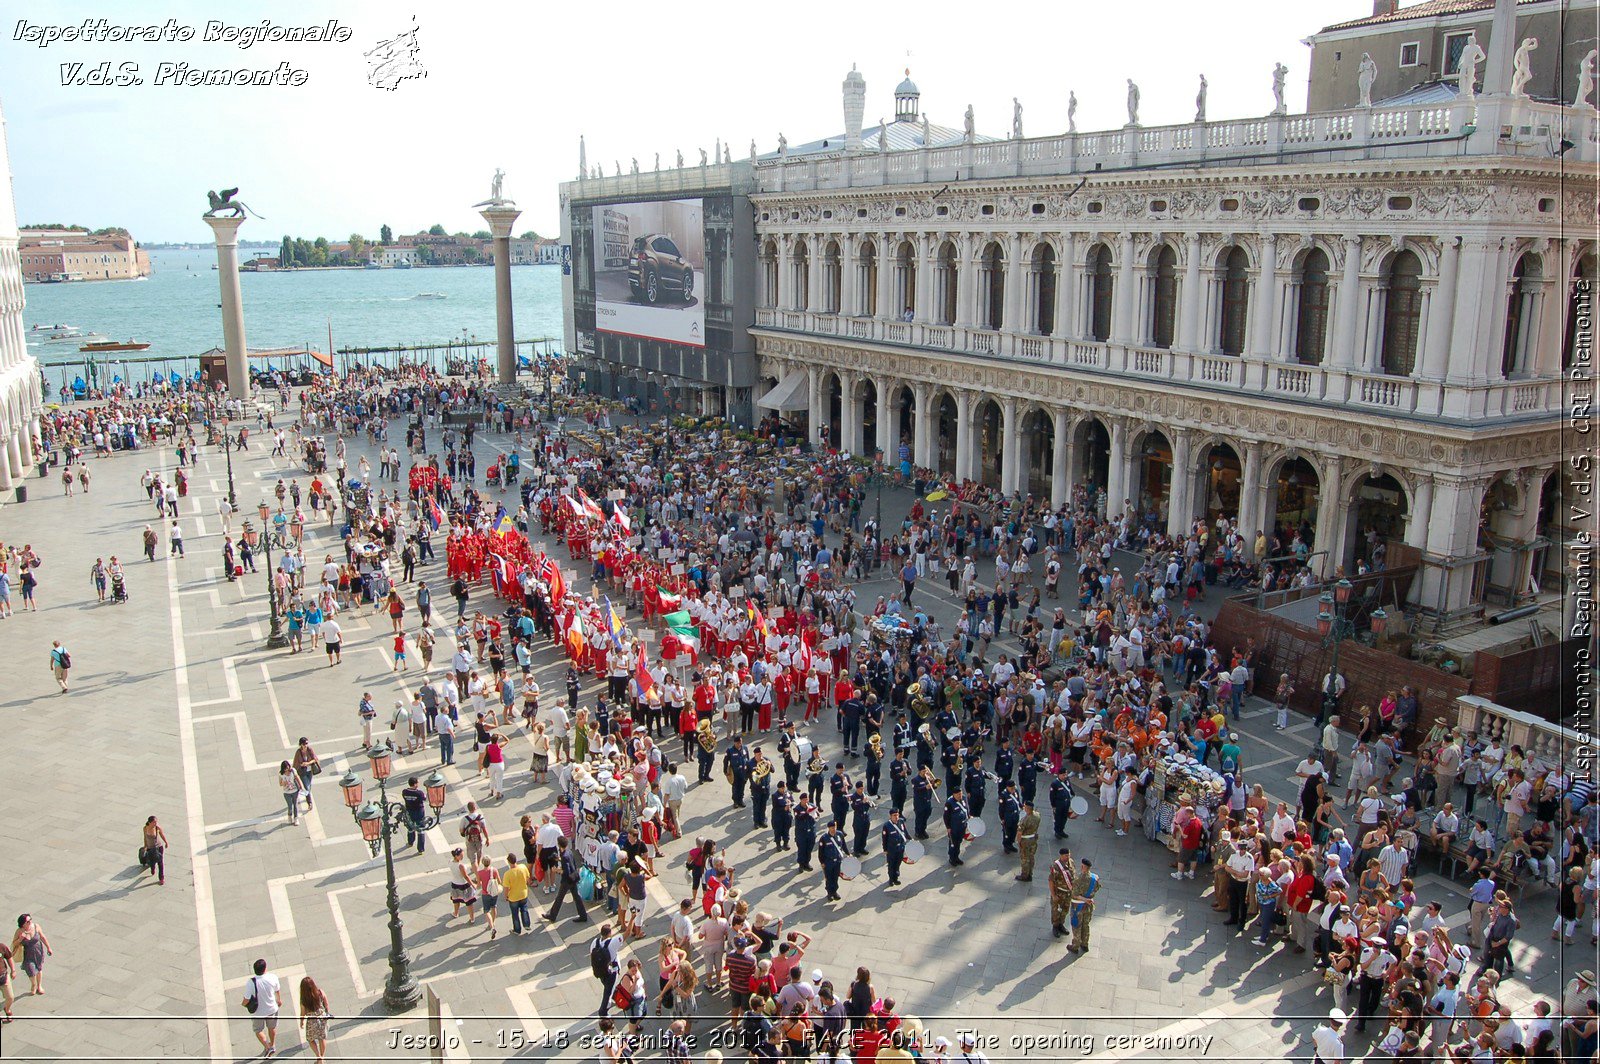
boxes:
[628,234,694,305]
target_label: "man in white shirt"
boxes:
[321,617,343,665]
[1320,717,1343,786]
[1295,754,1328,782]
[243,959,284,1056]
[1311,1008,1346,1064]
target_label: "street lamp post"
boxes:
[255,501,291,649]
[1315,577,1388,726]
[340,750,448,1012]
[221,418,237,509]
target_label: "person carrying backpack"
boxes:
[48,641,71,693]
[589,924,623,1018]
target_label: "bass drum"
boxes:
[840,856,863,880]
[966,817,988,839]
[903,840,926,864]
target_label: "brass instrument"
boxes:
[698,723,717,753]
[752,757,773,782]
[920,768,941,790]
[867,734,884,759]
[807,754,827,774]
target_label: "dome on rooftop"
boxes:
[895,70,919,96]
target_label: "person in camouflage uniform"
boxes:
[1048,847,1075,937]
[1015,802,1041,882]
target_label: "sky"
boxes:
[2,0,1359,243]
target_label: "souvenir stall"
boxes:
[1145,750,1227,850]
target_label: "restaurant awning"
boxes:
[756,369,810,412]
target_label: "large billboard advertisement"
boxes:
[592,198,705,347]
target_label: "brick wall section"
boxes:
[1211,598,1470,746]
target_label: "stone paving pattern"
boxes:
[0,405,1580,1062]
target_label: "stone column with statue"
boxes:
[202,188,262,400]
[474,170,521,388]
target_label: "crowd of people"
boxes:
[12,360,1597,1063]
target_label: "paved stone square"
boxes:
[0,409,1579,1062]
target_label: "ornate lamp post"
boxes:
[255,501,291,649]
[1315,577,1389,725]
[340,751,448,1012]
[221,416,237,509]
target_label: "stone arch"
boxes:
[973,395,1006,489]
[932,389,960,479]
[1020,405,1056,499]
[1263,452,1324,557]
[1073,416,1111,495]
[1128,425,1174,529]
[1344,467,1412,570]
[818,369,842,449]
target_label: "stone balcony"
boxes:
[757,98,1599,193]
[752,306,1563,424]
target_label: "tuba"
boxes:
[698,721,717,753]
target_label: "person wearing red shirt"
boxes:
[693,678,718,726]
[678,704,699,762]
[1283,855,1317,954]
[1173,810,1205,879]
[773,668,794,723]
[850,1016,887,1064]
[833,677,854,709]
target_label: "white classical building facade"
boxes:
[564,11,1597,628]
[0,97,44,493]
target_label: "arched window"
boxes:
[936,241,958,325]
[822,241,842,314]
[1032,244,1057,335]
[980,242,1004,330]
[859,240,878,317]
[1150,245,1177,349]
[1218,246,1250,356]
[897,241,918,320]
[793,239,810,311]
[1088,245,1113,342]
[760,240,779,308]
[1501,253,1540,378]
[1295,248,1330,366]
[1567,253,1596,370]
[1380,250,1423,376]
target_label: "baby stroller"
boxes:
[110,572,129,604]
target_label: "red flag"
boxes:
[633,646,656,701]
[541,558,566,606]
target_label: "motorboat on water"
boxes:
[412,292,446,300]
[81,338,152,352]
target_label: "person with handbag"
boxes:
[475,857,502,940]
[291,738,321,812]
[140,816,169,886]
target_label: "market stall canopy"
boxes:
[756,370,809,411]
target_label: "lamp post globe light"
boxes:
[1314,577,1389,724]
[341,750,448,1012]
[255,500,291,649]
[221,416,237,509]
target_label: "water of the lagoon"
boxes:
[21,248,566,385]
